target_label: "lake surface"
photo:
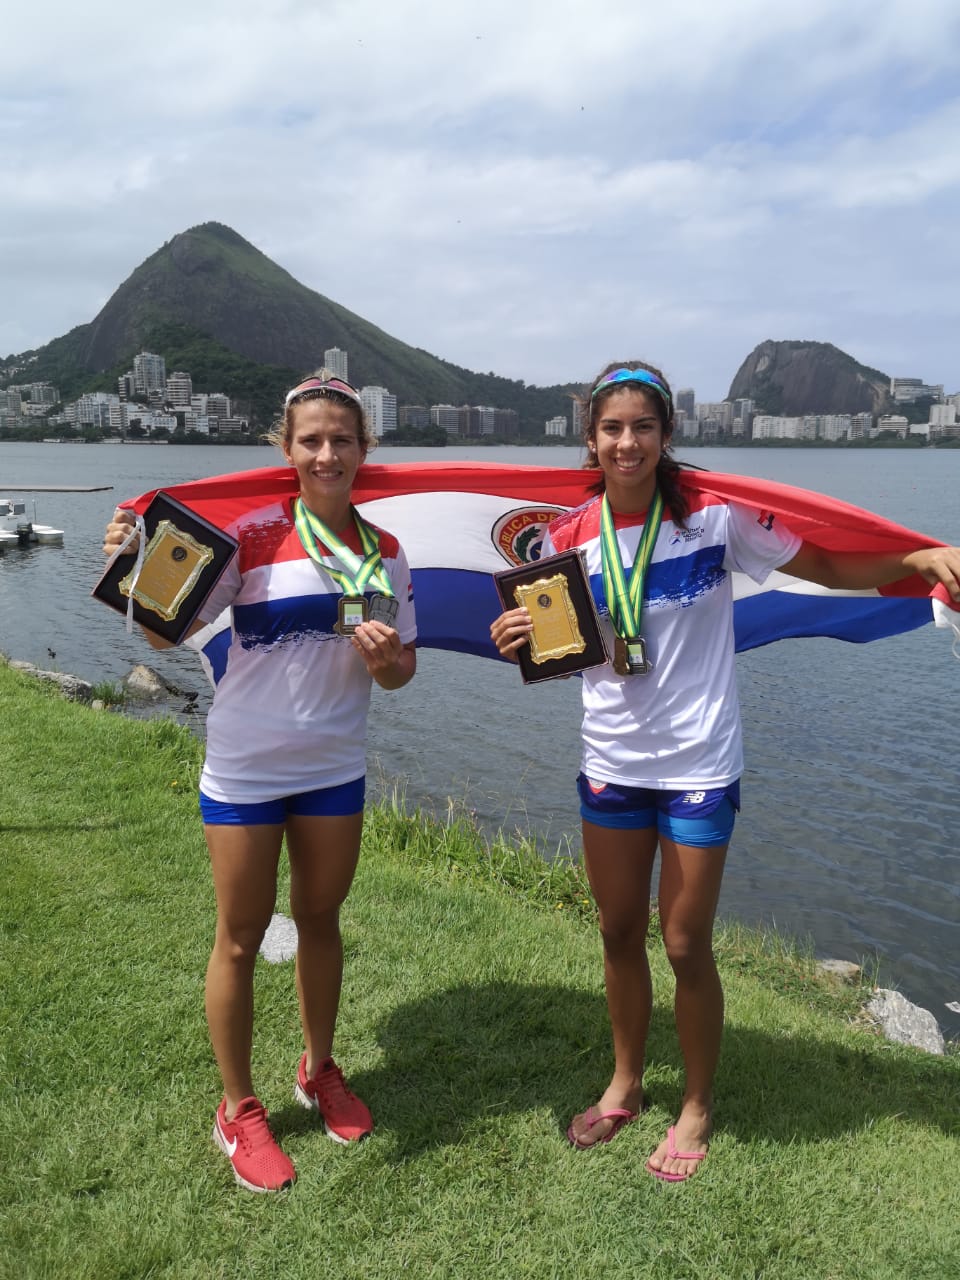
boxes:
[2,440,958,1032]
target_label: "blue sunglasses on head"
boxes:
[591,368,672,410]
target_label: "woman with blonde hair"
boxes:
[104,371,417,1192]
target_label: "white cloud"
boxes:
[2,0,959,394]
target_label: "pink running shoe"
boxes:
[294,1054,373,1144]
[213,1096,296,1193]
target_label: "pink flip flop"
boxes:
[566,1105,637,1150]
[646,1125,708,1182]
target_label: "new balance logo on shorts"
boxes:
[682,791,706,804]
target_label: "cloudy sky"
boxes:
[3,0,959,399]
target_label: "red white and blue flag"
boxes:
[119,461,959,680]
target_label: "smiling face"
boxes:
[283,398,366,522]
[589,387,669,511]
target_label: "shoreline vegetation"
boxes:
[3,660,958,1278]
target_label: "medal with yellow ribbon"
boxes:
[293,499,398,634]
[600,488,664,675]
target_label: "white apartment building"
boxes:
[732,398,753,423]
[877,415,909,438]
[166,371,193,406]
[890,378,943,404]
[8,382,58,405]
[108,403,132,433]
[324,348,349,380]
[474,406,497,437]
[697,402,733,427]
[850,413,874,439]
[133,351,166,397]
[676,410,699,439]
[206,394,231,420]
[752,415,805,440]
[360,386,397,437]
[191,393,232,422]
[148,412,178,433]
[929,404,957,427]
[431,404,461,436]
[70,391,120,429]
[812,414,853,442]
[545,415,567,437]
[182,411,212,435]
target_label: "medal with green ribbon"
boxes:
[600,488,664,675]
[293,498,398,634]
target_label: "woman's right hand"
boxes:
[490,607,533,663]
[103,508,138,557]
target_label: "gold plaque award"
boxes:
[493,549,607,684]
[513,571,586,664]
[92,490,239,644]
[119,520,215,622]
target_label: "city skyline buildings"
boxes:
[3,342,959,444]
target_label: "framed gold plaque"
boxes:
[513,571,586,663]
[118,519,215,622]
[93,491,239,643]
[494,549,608,683]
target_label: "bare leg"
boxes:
[286,811,364,1074]
[645,835,728,1179]
[204,822,284,1118]
[568,821,658,1146]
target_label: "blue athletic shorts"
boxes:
[199,777,366,826]
[577,773,740,848]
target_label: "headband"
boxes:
[590,368,672,411]
[284,376,362,409]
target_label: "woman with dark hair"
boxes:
[491,360,960,1181]
[103,371,417,1193]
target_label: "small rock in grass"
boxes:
[260,913,298,963]
[816,959,862,983]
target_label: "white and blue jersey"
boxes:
[195,497,416,804]
[544,491,800,790]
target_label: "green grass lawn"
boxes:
[1,662,957,1279]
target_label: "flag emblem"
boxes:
[492,507,565,565]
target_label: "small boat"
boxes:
[33,525,65,545]
[0,499,64,547]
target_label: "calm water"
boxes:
[2,440,958,1031]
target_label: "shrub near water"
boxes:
[1,661,958,1280]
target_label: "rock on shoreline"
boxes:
[866,988,945,1055]
[8,660,93,701]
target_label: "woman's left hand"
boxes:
[350,621,416,689]
[903,545,960,603]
